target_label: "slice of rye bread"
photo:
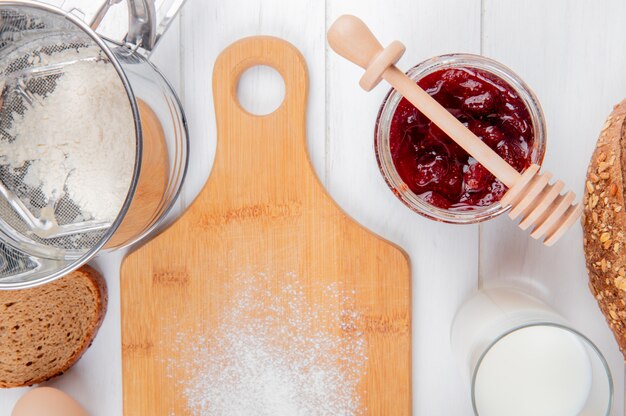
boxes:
[583,98,626,359]
[0,265,107,387]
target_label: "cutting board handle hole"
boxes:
[237,65,286,116]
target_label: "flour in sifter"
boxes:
[0,49,136,222]
[167,272,368,416]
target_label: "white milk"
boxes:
[474,325,592,416]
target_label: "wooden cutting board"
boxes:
[120,36,411,415]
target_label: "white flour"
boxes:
[0,49,135,222]
[169,273,367,416]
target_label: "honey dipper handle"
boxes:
[328,15,521,188]
[327,15,384,70]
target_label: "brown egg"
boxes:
[12,387,89,416]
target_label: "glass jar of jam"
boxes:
[375,54,546,223]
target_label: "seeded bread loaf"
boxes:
[0,265,107,387]
[583,99,626,359]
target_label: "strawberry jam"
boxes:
[388,67,534,210]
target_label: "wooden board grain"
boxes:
[325,2,481,413]
[120,36,411,415]
[1,2,623,416]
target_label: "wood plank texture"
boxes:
[120,36,411,415]
[1,1,624,415]
[325,1,481,414]
[480,1,626,413]
[177,0,327,211]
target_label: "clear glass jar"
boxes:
[451,287,612,416]
[375,54,547,224]
[0,2,189,288]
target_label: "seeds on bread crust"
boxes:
[583,99,626,359]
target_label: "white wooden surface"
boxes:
[1,0,625,414]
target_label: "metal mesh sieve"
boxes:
[0,5,130,258]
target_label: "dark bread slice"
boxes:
[583,99,626,359]
[0,265,107,387]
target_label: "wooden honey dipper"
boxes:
[327,15,582,246]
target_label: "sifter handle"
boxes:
[71,0,187,53]
[90,0,123,30]
[127,0,188,52]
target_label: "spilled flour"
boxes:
[168,272,367,416]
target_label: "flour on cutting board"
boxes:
[166,272,368,416]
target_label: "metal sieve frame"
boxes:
[0,0,143,289]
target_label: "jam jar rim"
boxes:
[374,53,547,224]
